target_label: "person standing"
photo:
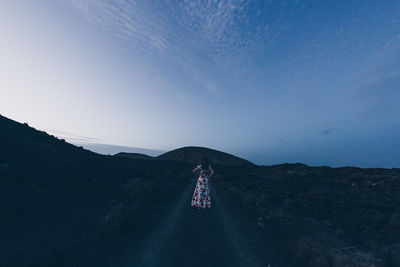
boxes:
[191,157,214,209]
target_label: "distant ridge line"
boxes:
[117,146,255,166]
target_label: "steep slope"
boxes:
[0,115,187,266]
[0,115,98,163]
[156,146,254,166]
[0,115,121,265]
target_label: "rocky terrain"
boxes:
[215,164,400,266]
[0,114,399,267]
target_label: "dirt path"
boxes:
[153,191,240,266]
[110,177,289,267]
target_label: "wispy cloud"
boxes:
[45,128,104,143]
[61,0,168,53]
[60,0,276,94]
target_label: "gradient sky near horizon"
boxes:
[1,0,400,167]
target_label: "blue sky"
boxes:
[1,0,399,167]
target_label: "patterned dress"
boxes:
[191,164,212,208]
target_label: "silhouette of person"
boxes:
[191,157,214,209]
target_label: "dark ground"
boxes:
[106,177,294,267]
[1,115,400,267]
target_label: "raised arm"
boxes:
[207,167,214,178]
[192,167,198,173]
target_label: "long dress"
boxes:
[191,164,212,209]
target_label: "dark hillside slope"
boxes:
[0,115,124,265]
[0,115,98,163]
[0,115,190,266]
[157,146,254,166]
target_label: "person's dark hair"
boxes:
[200,156,210,169]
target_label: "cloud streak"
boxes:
[60,0,276,93]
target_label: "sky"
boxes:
[1,0,399,167]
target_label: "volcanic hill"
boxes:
[156,146,254,166]
[114,152,154,160]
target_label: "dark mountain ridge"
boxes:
[0,115,97,162]
[156,146,254,166]
[114,152,154,160]
[1,114,400,267]
[115,146,255,166]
